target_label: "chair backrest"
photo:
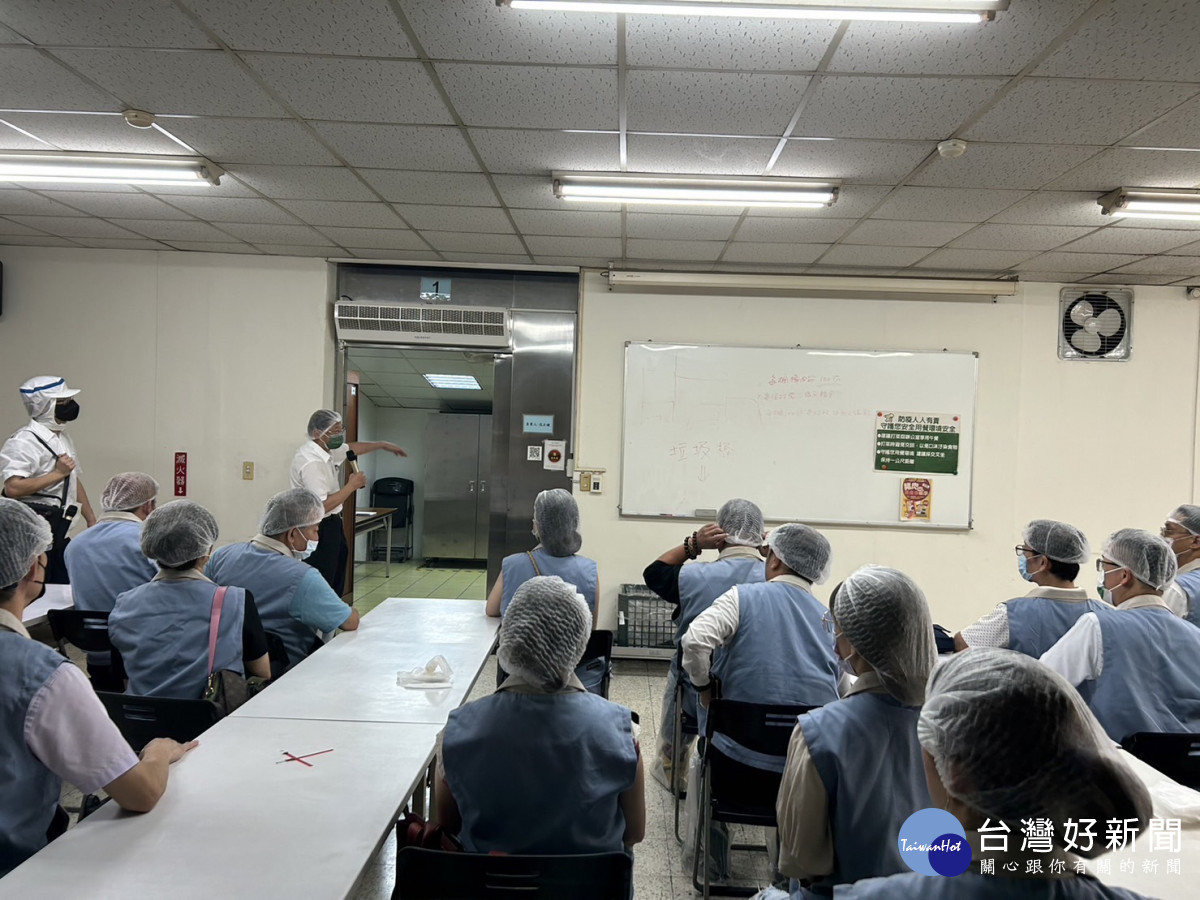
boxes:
[264,630,291,680]
[577,629,614,698]
[1121,732,1200,789]
[47,608,115,654]
[96,691,222,752]
[703,699,813,813]
[393,847,632,900]
[373,478,415,527]
[705,698,811,758]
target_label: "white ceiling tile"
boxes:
[493,174,612,212]
[1106,256,1200,276]
[419,231,526,254]
[310,123,479,171]
[36,191,190,220]
[1164,239,1200,256]
[1014,252,1144,273]
[987,192,1112,227]
[315,227,428,250]
[871,187,1029,222]
[216,222,331,245]
[1123,96,1200,150]
[773,138,928,184]
[164,241,257,254]
[342,248,435,261]
[0,235,77,247]
[1057,227,1200,255]
[228,166,376,201]
[0,112,183,153]
[277,200,404,229]
[627,71,809,136]
[0,0,214,48]
[438,64,617,130]
[1044,148,1200,192]
[0,47,117,110]
[510,208,620,237]
[626,17,837,70]
[53,49,283,117]
[735,217,855,244]
[357,170,498,206]
[116,219,236,241]
[794,76,1003,140]
[147,177,258,198]
[392,205,513,234]
[627,213,738,242]
[73,238,169,250]
[158,196,299,224]
[470,129,618,176]
[0,23,29,44]
[721,242,829,265]
[403,0,615,66]
[0,119,49,149]
[0,217,41,235]
[844,220,974,247]
[963,78,1198,146]
[626,134,776,176]
[911,248,1036,271]
[627,239,725,262]
[912,143,1105,191]
[818,245,936,267]
[158,118,336,166]
[187,0,415,56]
[7,216,140,238]
[948,224,1097,251]
[0,191,87,216]
[1081,273,1183,286]
[439,252,531,264]
[252,244,334,257]
[525,235,621,258]
[243,56,451,125]
[1015,272,1093,284]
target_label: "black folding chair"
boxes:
[496,629,615,699]
[393,847,632,900]
[96,692,222,753]
[1121,732,1200,789]
[264,631,292,681]
[692,698,813,899]
[46,608,125,692]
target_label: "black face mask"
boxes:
[54,399,79,422]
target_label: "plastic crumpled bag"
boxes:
[397,655,454,689]
[1117,747,1200,823]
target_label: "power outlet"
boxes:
[242,461,254,480]
[579,472,593,492]
[591,477,602,494]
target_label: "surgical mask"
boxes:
[1017,554,1035,582]
[324,433,344,451]
[1097,565,1127,601]
[54,399,79,423]
[292,530,319,560]
[834,639,857,677]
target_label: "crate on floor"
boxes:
[615,585,674,660]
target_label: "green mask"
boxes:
[325,433,344,450]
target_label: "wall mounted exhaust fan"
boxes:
[1058,289,1132,361]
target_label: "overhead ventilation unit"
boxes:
[334,301,511,349]
[1058,289,1132,361]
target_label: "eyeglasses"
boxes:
[1095,559,1122,573]
[1013,545,1041,558]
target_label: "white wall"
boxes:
[0,246,334,546]
[575,270,1200,632]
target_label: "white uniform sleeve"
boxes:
[1039,612,1103,687]
[0,433,42,481]
[959,603,1010,649]
[296,460,331,500]
[681,587,740,687]
[1162,583,1188,618]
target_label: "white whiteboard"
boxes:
[620,342,978,529]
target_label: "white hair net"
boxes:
[140,501,220,567]
[306,409,342,439]
[716,498,764,548]
[919,649,1150,857]
[260,488,325,536]
[766,523,832,584]
[19,375,79,422]
[0,498,53,589]
[100,473,159,512]
[497,576,591,692]
[533,489,582,557]
[1103,528,1177,590]
[1169,504,1200,536]
[831,566,935,707]
[1023,519,1090,565]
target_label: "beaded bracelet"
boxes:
[684,534,698,560]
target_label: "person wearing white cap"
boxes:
[0,376,96,584]
[0,498,195,878]
[1159,504,1200,626]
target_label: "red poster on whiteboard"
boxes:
[174,452,187,497]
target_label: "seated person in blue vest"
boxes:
[839,649,1153,899]
[681,522,841,881]
[643,498,766,793]
[1040,527,1200,743]
[1160,504,1200,626]
[109,501,271,699]
[437,575,645,860]
[62,472,159,692]
[954,519,1099,657]
[206,488,360,675]
[0,499,195,878]
[758,566,936,899]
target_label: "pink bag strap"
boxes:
[206,586,228,678]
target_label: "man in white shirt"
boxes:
[1160,504,1200,627]
[289,409,405,593]
[0,376,96,584]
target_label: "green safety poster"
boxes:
[874,411,960,475]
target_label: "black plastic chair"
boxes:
[96,692,222,753]
[1121,732,1200,789]
[264,631,292,681]
[393,847,632,900]
[495,629,615,699]
[46,608,126,692]
[692,698,813,899]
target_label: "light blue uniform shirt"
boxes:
[501,548,598,617]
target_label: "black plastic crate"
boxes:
[617,585,674,650]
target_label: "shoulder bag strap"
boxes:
[207,586,228,677]
[24,430,70,506]
[525,550,541,576]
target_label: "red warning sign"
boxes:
[174,452,187,497]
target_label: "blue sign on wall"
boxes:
[522,414,555,434]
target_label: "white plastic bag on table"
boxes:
[397,654,454,689]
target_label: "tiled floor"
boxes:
[351,559,487,615]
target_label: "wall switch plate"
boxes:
[580,472,593,492]
[591,477,602,493]
[242,461,254,480]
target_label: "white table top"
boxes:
[20,584,72,626]
[0,716,441,899]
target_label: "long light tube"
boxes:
[0,151,224,187]
[502,0,1007,24]
[553,172,838,209]
[1099,188,1200,223]
[606,269,1019,300]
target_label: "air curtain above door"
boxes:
[334,301,511,349]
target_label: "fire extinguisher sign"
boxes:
[174,452,187,497]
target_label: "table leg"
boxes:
[385,516,392,578]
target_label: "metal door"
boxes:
[423,414,480,559]
[474,415,493,557]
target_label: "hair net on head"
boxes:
[101,473,159,512]
[766,523,832,584]
[306,409,342,439]
[1169,505,1200,536]
[919,649,1150,856]
[717,498,764,548]
[260,488,325,536]
[498,576,591,691]
[19,375,79,421]
[0,498,52,589]
[831,566,935,706]
[140,501,220,567]
[533,489,582,557]
[1103,528,1177,590]
[1023,519,1090,565]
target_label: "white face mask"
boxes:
[292,529,319,560]
[1097,564,1127,601]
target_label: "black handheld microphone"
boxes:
[345,449,361,474]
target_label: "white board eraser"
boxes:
[694,508,717,518]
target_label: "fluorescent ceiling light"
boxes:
[423,374,483,390]
[501,0,1007,23]
[553,172,838,209]
[1099,188,1200,223]
[0,151,224,187]
[606,269,1018,300]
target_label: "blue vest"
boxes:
[109,579,245,700]
[798,691,930,888]
[206,543,315,668]
[0,633,69,877]
[501,549,598,616]
[838,872,1149,899]
[442,690,637,855]
[1004,594,1107,658]
[677,555,765,644]
[708,581,839,769]
[1174,570,1200,627]
[1085,604,1200,741]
